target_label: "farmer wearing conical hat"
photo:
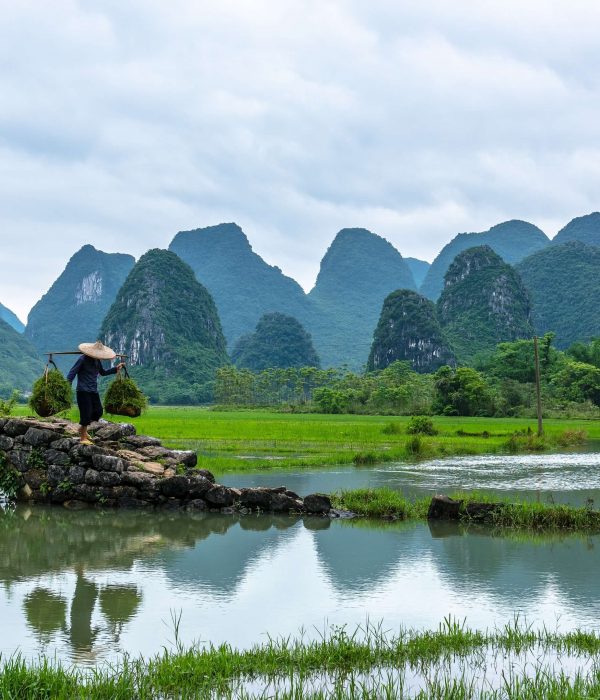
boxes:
[67,341,125,444]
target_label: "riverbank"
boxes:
[2,620,600,699]
[332,487,600,532]
[14,406,598,474]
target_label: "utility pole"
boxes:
[533,336,543,436]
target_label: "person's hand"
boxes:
[117,362,126,371]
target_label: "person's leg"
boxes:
[91,393,103,423]
[77,391,93,443]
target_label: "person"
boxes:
[67,341,125,444]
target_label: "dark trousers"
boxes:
[77,391,103,427]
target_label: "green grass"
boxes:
[12,406,600,475]
[2,619,600,699]
[332,487,600,532]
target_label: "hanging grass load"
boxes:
[104,369,148,418]
[29,367,73,417]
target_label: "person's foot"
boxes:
[80,438,93,445]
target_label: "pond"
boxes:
[221,451,600,507]
[0,504,598,666]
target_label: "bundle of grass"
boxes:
[104,369,148,418]
[29,366,72,417]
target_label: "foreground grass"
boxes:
[332,487,600,532]
[12,406,600,474]
[2,620,600,699]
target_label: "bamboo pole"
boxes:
[533,336,543,437]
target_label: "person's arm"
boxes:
[66,355,85,384]
[98,361,125,376]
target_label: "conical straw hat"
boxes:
[78,340,116,360]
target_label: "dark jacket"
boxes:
[67,355,117,393]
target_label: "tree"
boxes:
[433,366,494,416]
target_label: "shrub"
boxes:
[0,454,20,500]
[406,416,438,435]
[405,434,425,456]
[381,422,402,435]
[29,369,72,417]
[353,452,378,465]
[0,390,20,417]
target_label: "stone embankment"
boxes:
[0,417,332,515]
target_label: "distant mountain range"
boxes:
[1,211,599,401]
[0,302,24,333]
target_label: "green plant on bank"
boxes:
[26,449,46,470]
[57,480,72,492]
[3,619,600,699]
[175,464,186,475]
[381,422,401,435]
[39,482,50,496]
[332,488,600,532]
[29,369,72,418]
[406,415,438,435]
[0,453,20,500]
[0,390,20,417]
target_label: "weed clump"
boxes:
[104,374,148,418]
[381,422,402,435]
[353,452,378,466]
[556,429,587,446]
[29,369,72,417]
[0,390,20,417]
[407,416,438,436]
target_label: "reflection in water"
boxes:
[0,505,598,666]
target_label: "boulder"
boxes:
[0,435,14,450]
[43,449,70,467]
[68,465,86,485]
[271,492,304,513]
[171,450,197,468]
[304,493,332,514]
[188,475,213,498]
[427,495,462,520]
[24,427,57,448]
[124,435,161,449]
[84,469,101,485]
[205,485,237,507]
[93,423,136,441]
[159,475,190,499]
[91,454,125,473]
[238,488,273,510]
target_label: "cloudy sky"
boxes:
[1,0,599,321]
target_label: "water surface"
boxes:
[0,505,598,666]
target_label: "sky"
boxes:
[1,0,599,322]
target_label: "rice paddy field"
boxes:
[117,408,600,474]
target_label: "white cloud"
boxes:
[0,0,599,320]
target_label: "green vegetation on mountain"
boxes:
[232,312,320,370]
[437,246,534,364]
[367,290,455,373]
[308,228,416,369]
[0,302,24,333]
[25,245,135,369]
[0,318,43,397]
[420,220,549,300]
[100,249,229,404]
[517,241,600,349]
[404,257,430,287]
[552,212,600,247]
[169,223,311,349]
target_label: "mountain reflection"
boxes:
[1,505,599,662]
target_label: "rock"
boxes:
[72,484,103,503]
[70,443,110,463]
[304,494,332,514]
[22,469,46,490]
[124,435,161,449]
[51,438,77,451]
[43,449,71,466]
[186,499,208,511]
[84,469,101,485]
[47,465,68,486]
[117,449,146,462]
[328,509,357,519]
[239,488,272,510]
[98,471,121,487]
[17,483,33,500]
[121,471,154,488]
[0,435,14,450]
[303,516,332,530]
[118,496,151,508]
[427,495,462,520]
[68,465,87,485]
[92,454,125,473]
[205,485,236,507]
[137,461,165,476]
[24,427,58,447]
[4,419,35,437]
[196,469,215,483]
[171,450,197,468]
[159,475,190,499]
[93,423,136,441]
[271,492,303,513]
[163,468,176,478]
[188,475,212,498]
[138,445,173,460]
[7,448,32,473]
